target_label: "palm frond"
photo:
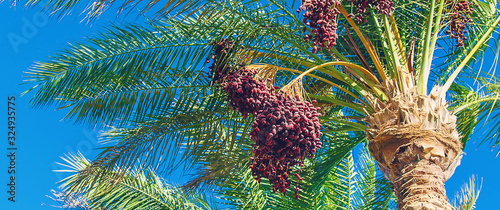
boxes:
[45,189,91,209]
[23,0,211,21]
[355,148,396,210]
[182,119,254,190]
[449,77,500,148]
[308,132,365,194]
[314,148,396,210]
[320,150,358,209]
[23,22,213,127]
[56,153,216,210]
[84,91,239,182]
[452,175,482,210]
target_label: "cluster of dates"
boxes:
[347,0,395,23]
[445,0,474,47]
[250,93,322,198]
[223,70,273,118]
[208,39,323,199]
[298,0,395,53]
[297,0,342,53]
[207,38,238,84]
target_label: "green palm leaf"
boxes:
[450,76,500,148]
[452,175,482,210]
[22,0,211,21]
[24,23,213,127]
[56,153,217,210]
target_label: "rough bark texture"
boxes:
[364,71,462,209]
[393,152,451,209]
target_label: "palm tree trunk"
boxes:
[391,143,453,209]
[365,83,463,209]
[368,128,462,210]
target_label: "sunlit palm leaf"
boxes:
[84,90,243,183]
[46,189,91,209]
[452,175,482,210]
[23,23,213,127]
[22,0,211,21]
[56,153,217,210]
[449,77,500,148]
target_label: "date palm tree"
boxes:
[23,0,500,209]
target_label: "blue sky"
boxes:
[1,2,499,209]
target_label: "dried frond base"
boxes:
[281,77,306,101]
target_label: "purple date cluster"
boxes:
[250,94,322,198]
[208,39,323,199]
[445,0,474,47]
[347,0,395,23]
[207,38,238,84]
[223,69,273,118]
[298,0,341,53]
